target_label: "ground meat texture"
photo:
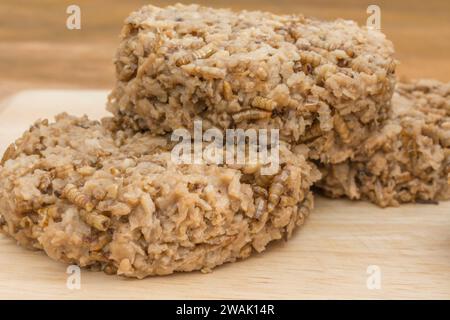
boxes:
[0,114,320,278]
[317,80,450,207]
[107,3,396,164]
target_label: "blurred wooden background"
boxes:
[1,0,449,98]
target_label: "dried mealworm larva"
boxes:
[251,96,278,111]
[387,59,397,74]
[310,37,340,51]
[345,47,355,58]
[299,192,314,219]
[192,45,217,60]
[103,264,118,275]
[109,202,132,216]
[95,149,113,157]
[80,210,111,231]
[401,131,419,160]
[38,174,52,191]
[222,80,234,101]
[63,184,94,212]
[254,197,267,219]
[37,205,58,228]
[37,205,58,218]
[175,53,193,67]
[299,51,322,67]
[92,187,107,201]
[232,109,271,123]
[77,166,96,176]
[1,143,16,165]
[89,233,111,251]
[175,44,217,67]
[315,64,338,81]
[89,251,109,263]
[333,113,351,143]
[55,164,74,179]
[395,172,413,184]
[19,216,34,229]
[110,167,121,176]
[252,186,268,198]
[332,49,349,60]
[350,58,373,74]
[268,168,290,212]
[181,65,225,79]
[298,122,322,143]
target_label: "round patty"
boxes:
[0,114,319,278]
[317,80,450,207]
[108,3,396,164]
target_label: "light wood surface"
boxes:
[0,91,449,300]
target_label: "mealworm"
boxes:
[181,65,225,79]
[287,25,302,42]
[401,131,419,161]
[298,122,322,143]
[151,29,165,52]
[80,210,110,231]
[255,174,274,188]
[299,51,322,67]
[332,49,350,60]
[137,53,157,77]
[251,96,278,111]
[350,59,372,74]
[232,109,271,123]
[95,149,112,157]
[193,45,217,60]
[299,192,313,218]
[110,167,121,175]
[38,174,52,191]
[89,251,109,262]
[310,38,339,51]
[19,216,34,229]
[89,233,111,251]
[37,205,58,228]
[75,166,95,177]
[315,64,338,81]
[103,264,118,275]
[109,202,132,216]
[223,80,233,101]
[254,197,267,219]
[333,114,351,143]
[196,198,213,211]
[252,186,268,198]
[268,168,290,212]
[121,115,141,132]
[176,44,217,67]
[345,47,355,58]
[395,172,413,184]
[387,59,396,74]
[92,187,107,201]
[1,143,16,165]
[63,184,94,212]
[54,164,74,179]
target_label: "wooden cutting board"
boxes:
[0,90,449,300]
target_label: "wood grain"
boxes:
[0,91,449,300]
